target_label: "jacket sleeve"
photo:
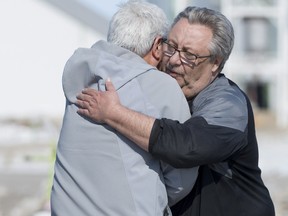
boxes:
[148,87,249,168]
[149,117,246,168]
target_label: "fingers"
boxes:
[105,79,116,92]
[76,89,96,109]
[76,96,95,117]
[76,92,88,101]
[76,88,99,101]
[77,107,89,116]
[76,97,88,109]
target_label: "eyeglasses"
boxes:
[162,40,212,64]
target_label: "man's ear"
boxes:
[151,36,163,61]
[211,57,223,77]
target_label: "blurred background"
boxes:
[0,0,287,215]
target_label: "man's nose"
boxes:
[169,50,182,65]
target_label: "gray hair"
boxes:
[172,6,234,72]
[107,0,169,57]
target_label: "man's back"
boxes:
[51,41,197,216]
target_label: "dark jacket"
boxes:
[149,74,275,216]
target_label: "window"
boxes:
[242,17,277,57]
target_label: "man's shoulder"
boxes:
[193,75,248,131]
[135,70,190,121]
[137,70,184,100]
[198,75,245,104]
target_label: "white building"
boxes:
[0,0,106,119]
[221,0,288,129]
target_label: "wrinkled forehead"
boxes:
[168,18,213,52]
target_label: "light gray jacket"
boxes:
[51,40,198,216]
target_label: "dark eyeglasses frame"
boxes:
[162,39,212,64]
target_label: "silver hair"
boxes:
[172,6,234,72]
[107,0,169,57]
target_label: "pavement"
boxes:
[256,128,288,216]
[0,142,52,216]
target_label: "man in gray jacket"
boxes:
[50,1,198,215]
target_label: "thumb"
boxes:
[105,78,116,91]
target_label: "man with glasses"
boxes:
[77,6,275,216]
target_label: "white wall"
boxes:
[0,0,104,119]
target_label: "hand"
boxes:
[76,79,120,123]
